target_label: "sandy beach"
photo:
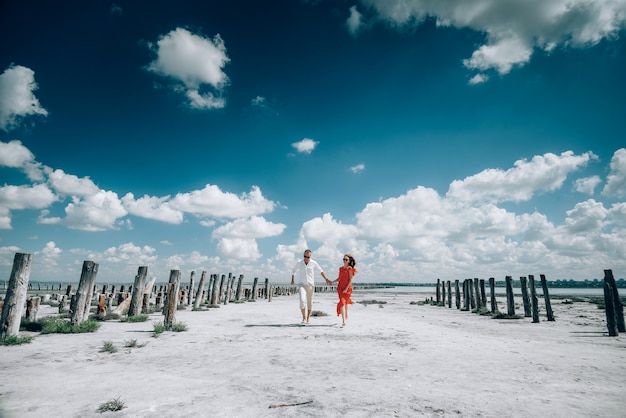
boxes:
[1,289,625,418]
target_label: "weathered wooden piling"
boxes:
[447,281,452,308]
[164,270,181,330]
[539,274,554,321]
[604,269,625,332]
[70,261,99,326]
[604,280,619,336]
[520,276,531,317]
[210,274,220,306]
[128,266,148,317]
[250,277,259,301]
[193,271,207,309]
[0,253,33,338]
[436,279,441,304]
[26,296,40,321]
[489,277,498,313]
[473,278,481,310]
[505,276,515,316]
[236,274,244,302]
[528,275,540,323]
[455,280,460,309]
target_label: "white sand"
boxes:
[1,290,625,418]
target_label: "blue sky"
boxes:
[1,0,625,284]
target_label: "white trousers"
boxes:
[299,284,314,310]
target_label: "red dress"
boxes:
[336,266,356,315]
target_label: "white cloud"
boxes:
[602,148,626,198]
[213,216,286,261]
[575,175,602,195]
[359,0,626,79]
[0,65,48,131]
[46,168,100,197]
[251,95,267,107]
[291,138,318,154]
[171,184,276,218]
[217,238,262,261]
[147,28,230,109]
[350,163,365,174]
[446,151,597,203]
[39,190,128,232]
[0,184,57,229]
[122,193,184,224]
[213,216,286,239]
[346,5,365,36]
[563,199,607,233]
[0,140,44,181]
[468,73,489,85]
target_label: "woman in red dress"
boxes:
[331,254,356,326]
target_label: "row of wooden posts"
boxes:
[432,270,625,336]
[0,253,306,339]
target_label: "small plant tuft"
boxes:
[120,314,149,323]
[0,335,34,345]
[124,338,146,348]
[97,397,126,413]
[40,318,101,334]
[152,322,165,337]
[171,322,188,332]
[100,340,117,353]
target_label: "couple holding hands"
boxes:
[290,249,357,326]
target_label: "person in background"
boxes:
[291,249,330,324]
[331,254,356,326]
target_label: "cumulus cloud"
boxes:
[291,138,319,154]
[122,193,184,224]
[0,139,44,181]
[446,151,597,203]
[358,0,626,80]
[147,28,230,109]
[0,184,57,229]
[0,65,48,131]
[171,185,276,219]
[602,148,626,198]
[213,216,286,261]
[39,190,128,232]
[574,175,601,195]
[46,168,100,197]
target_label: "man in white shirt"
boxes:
[291,249,330,324]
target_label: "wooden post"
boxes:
[505,276,515,317]
[463,279,470,310]
[468,279,476,309]
[236,274,244,301]
[218,275,226,304]
[188,271,195,306]
[164,270,181,331]
[250,277,259,301]
[436,279,441,304]
[447,281,452,308]
[454,280,460,309]
[193,271,208,309]
[128,266,148,317]
[141,293,150,314]
[520,276,531,317]
[97,294,107,317]
[441,280,445,306]
[489,277,498,313]
[473,278,481,310]
[539,274,555,321]
[70,261,99,326]
[604,270,625,332]
[210,274,220,306]
[264,278,269,300]
[604,280,619,336]
[479,279,487,308]
[528,275,540,323]
[26,296,41,321]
